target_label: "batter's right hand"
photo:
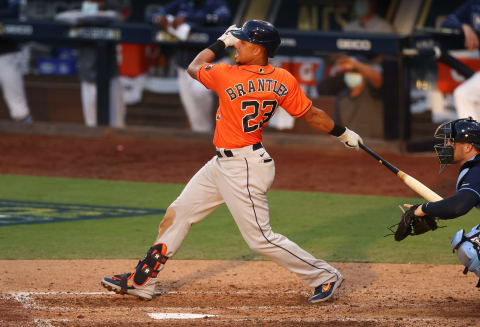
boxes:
[218,25,240,47]
[337,127,363,149]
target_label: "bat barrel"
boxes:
[359,144,443,202]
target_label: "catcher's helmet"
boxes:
[451,224,480,280]
[434,117,480,168]
[230,20,281,57]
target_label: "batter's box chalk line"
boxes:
[147,313,216,320]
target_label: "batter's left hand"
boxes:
[218,25,240,47]
[337,127,363,149]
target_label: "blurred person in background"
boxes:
[317,0,393,97]
[334,55,384,138]
[343,0,394,34]
[147,0,231,132]
[441,0,480,121]
[55,0,127,128]
[0,0,32,123]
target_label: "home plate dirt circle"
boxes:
[1,260,479,327]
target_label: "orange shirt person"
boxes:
[197,57,312,148]
[101,20,363,304]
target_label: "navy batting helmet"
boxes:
[230,20,281,57]
[434,117,480,168]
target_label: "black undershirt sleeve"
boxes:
[422,190,480,219]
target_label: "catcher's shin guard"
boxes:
[101,243,168,300]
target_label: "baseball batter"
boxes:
[102,20,363,303]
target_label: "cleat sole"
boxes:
[101,279,154,300]
[308,277,344,303]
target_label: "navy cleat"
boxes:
[308,275,344,303]
[102,272,157,300]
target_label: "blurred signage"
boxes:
[280,38,297,47]
[37,58,76,75]
[155,31,209,43]
[272,55,323,97]
[336,38,372,51]
[0,23,33,35]
[68,27,122,40]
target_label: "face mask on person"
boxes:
[354,0,370,17]
[344,72,363,89]
[81,1,99,14]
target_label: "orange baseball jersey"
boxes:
[197,63,312,148]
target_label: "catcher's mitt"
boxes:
[391,205,438,241]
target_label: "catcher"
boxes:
[394,118,480,242]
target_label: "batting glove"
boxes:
[337,127,363,149]
[218,24,240,47]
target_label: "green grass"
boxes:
[0,174,478,264]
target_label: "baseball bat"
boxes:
[359,143,443,202]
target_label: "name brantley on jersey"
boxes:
[225,79,288,101]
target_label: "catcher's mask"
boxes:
[451,224,480,283]
[434,117,480,171]
[230,20,281,58]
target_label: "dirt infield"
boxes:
[1,132,479,326]
[1,260,479,326]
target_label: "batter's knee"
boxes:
[157,207,176,239]
[245,229,284,254]
[248,244,266,254]
[245,238,272,254]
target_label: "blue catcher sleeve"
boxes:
[422,190,480,219]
